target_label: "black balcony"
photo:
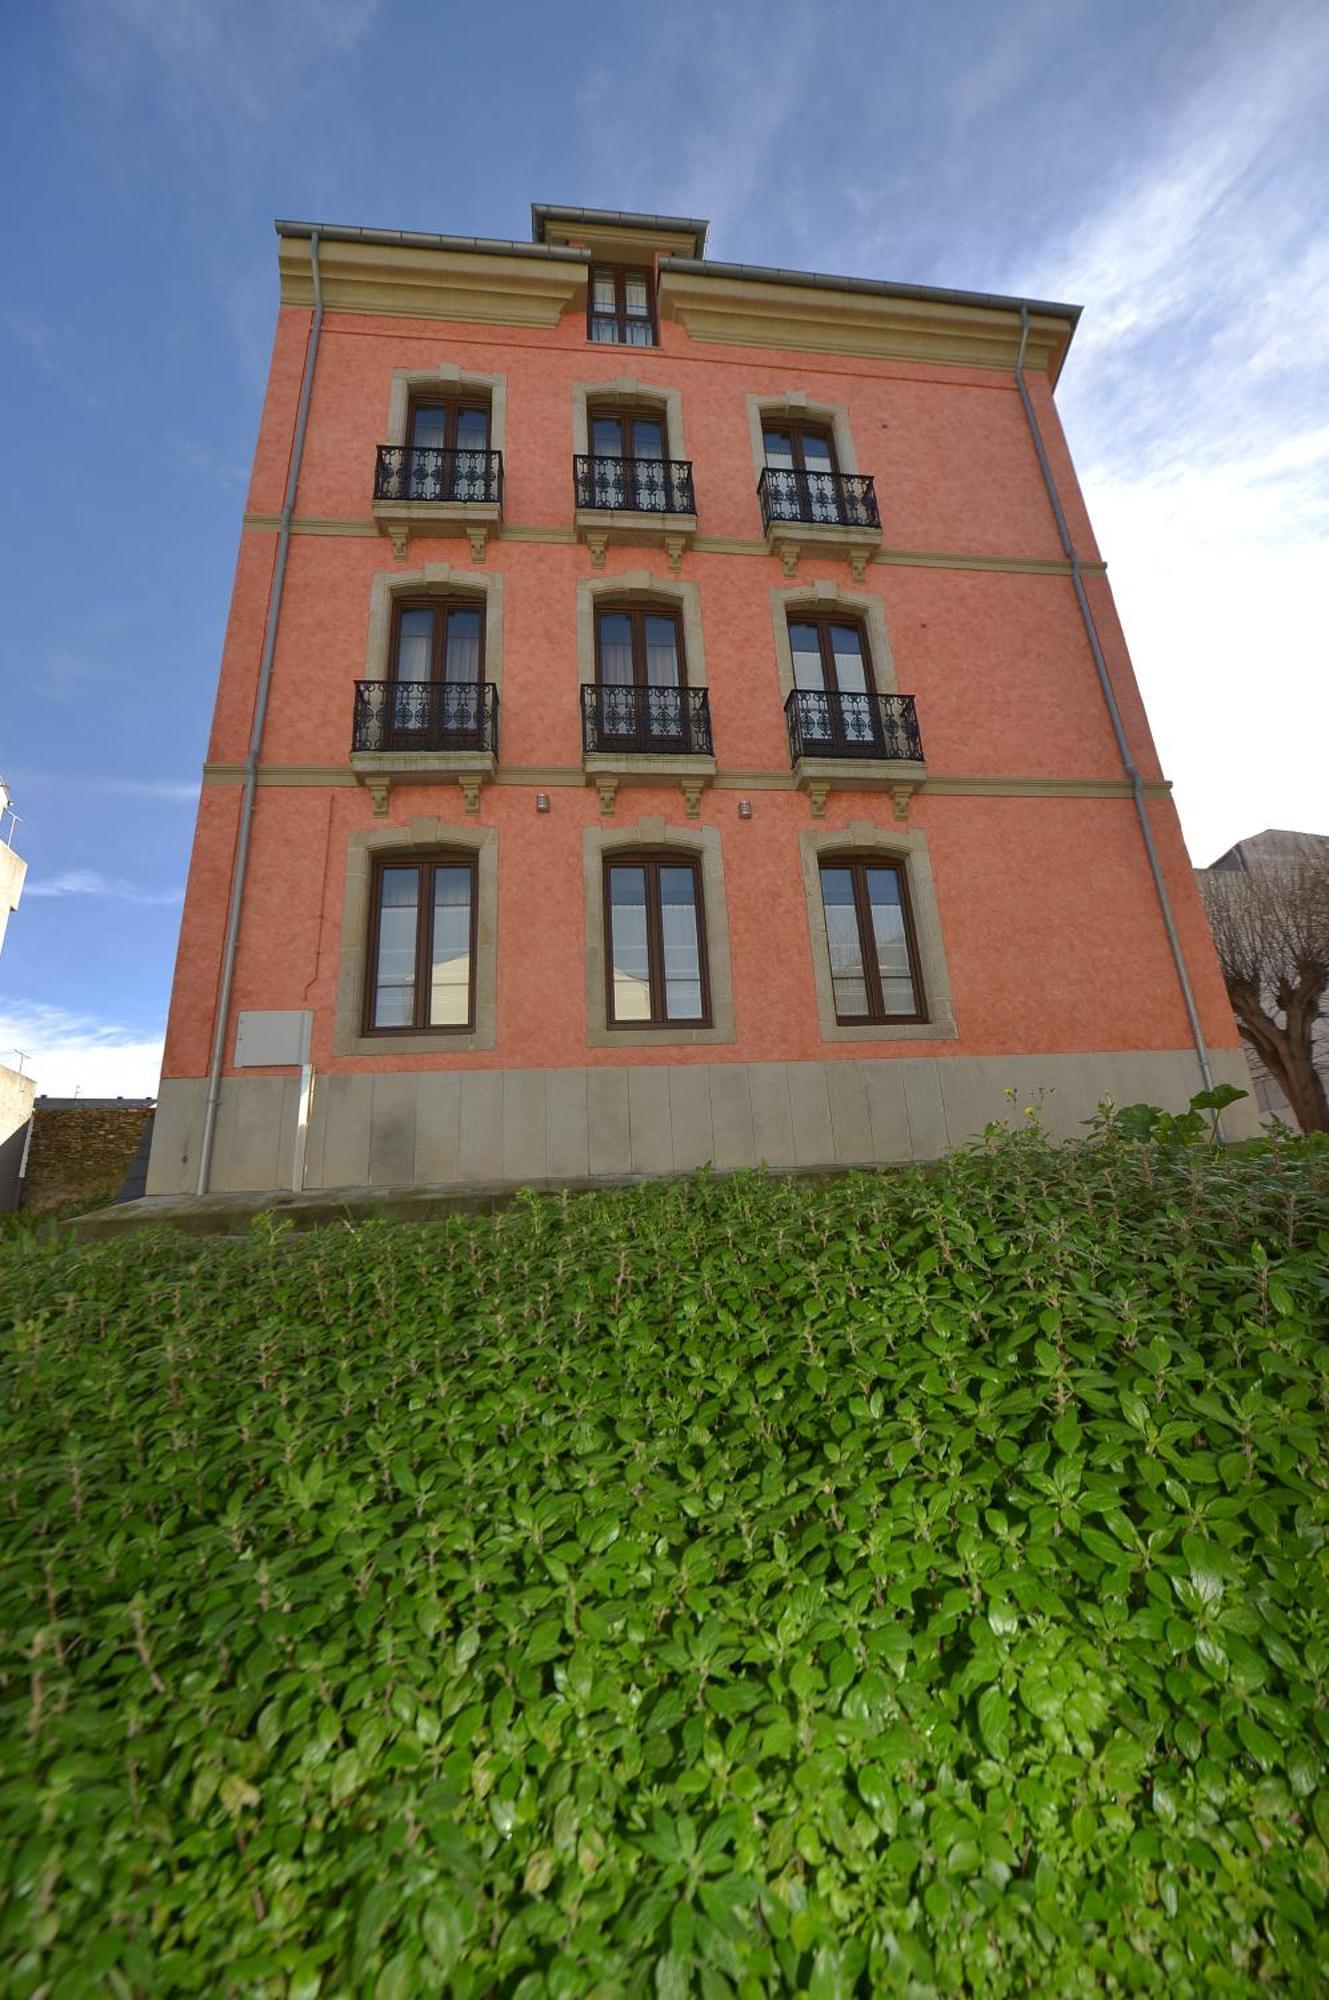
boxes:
[785,689,922,764]
[574,455,695,515]
[353,680,500,755]
[374,445,503,505]
[758,466,880,532]
[581,684,713,757]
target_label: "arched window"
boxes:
[364,852,477,1034]
[787,609,882,752]
[592,599,688,749]
[603,850,709,1027]
[383,594,486,746]
[817,855,926,1025]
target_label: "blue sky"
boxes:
[3,0,1326,1095]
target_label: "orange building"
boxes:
[147,203,1257,1199]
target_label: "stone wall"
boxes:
[22,1103,154,1215]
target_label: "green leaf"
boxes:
[977,1687,1011,1762]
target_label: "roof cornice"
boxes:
[657,258,1080,380]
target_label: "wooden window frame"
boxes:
[406,393,492,451]
[389,596,487,684]
[603,850,712,1029]
[363,852,479,1037]
[818,855,927,1027]
[586,402,668,461]
[787,611,878,699]
[587,265,658,346]
[593,600,687,690]
[762,418,840,476]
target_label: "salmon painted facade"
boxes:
[148,203,1257,1198]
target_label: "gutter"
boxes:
[275,219,589,264]
[196,231,325,1195]
[1012,302,1221,1118]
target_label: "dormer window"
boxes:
[589,266,655,346]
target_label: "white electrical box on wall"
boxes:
[234,1010,312,1069]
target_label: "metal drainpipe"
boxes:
[195,231,324,1195]
[1013,304,1222,1122]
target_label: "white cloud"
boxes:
[98,777,200,804]
[25,870,182,905]
[0,1004,163,1100]
[1003,5,1329,863]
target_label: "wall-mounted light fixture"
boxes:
[737,799,753,820]
[536,792,550,813]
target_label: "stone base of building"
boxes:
[145,1048,1259,1198]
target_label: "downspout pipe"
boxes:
[195,231,324,1195]
[1013,304,1221,1115]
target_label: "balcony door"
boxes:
[407,400,491,501]
[595,604,685,746]
[763,420,841,524]
[390,600,483,744]
[589,409,666,512]
[788,616,881,751]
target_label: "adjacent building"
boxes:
[147,203,1257,1199]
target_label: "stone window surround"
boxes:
[572,376,688,464]
[583,818,736,1048]
[768,579,900,706]
[385,365,508,455]
[575,571,708,689]
[798,821,956,1045]
[364,564,505,694]
[334,818,498,1057]
[746,390,861,492]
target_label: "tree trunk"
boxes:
[1232,983,1329,1134]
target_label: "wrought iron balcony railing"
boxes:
[573,454,696,515]
[374,445,503,506]
[785,689,922,764]
[353,680,500,755]
[758,466,880,532]
[581,684,713,757]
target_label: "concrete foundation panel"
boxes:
[146,1046,1262,1199]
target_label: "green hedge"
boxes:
[3,1125,1329,1996]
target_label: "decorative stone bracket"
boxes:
[585,530,609,570]
[772,534,874,583]
[373,499,501,567]
[680,778,704,818]
[596,775,619,815]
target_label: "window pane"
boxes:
[592,272,616,312]
[608,866,651,1019]
[429,866,472,1027]
[830,625,868,692]
[763,428,795,467]
[591,414,623,456]
[373,867,419,1027]
[659,866,703,1019]
[395,608,434,680]
[410,405,446,449]
[623,321,652,347]
[801,432,835,473]
[631,418,664,458]
[866,868,918,1015]
[624,272,649,316]
[598,612,633,684]
[644,616,680,686]
[590,318,620,344]
[444,607,481,683]
[821,866,869,1018]
[789,622,825,691]
[454,406,489,450]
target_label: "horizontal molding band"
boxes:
[201,761,1170,800]
[240,513,1106,576]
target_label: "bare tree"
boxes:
[1200,844,1329,1133]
